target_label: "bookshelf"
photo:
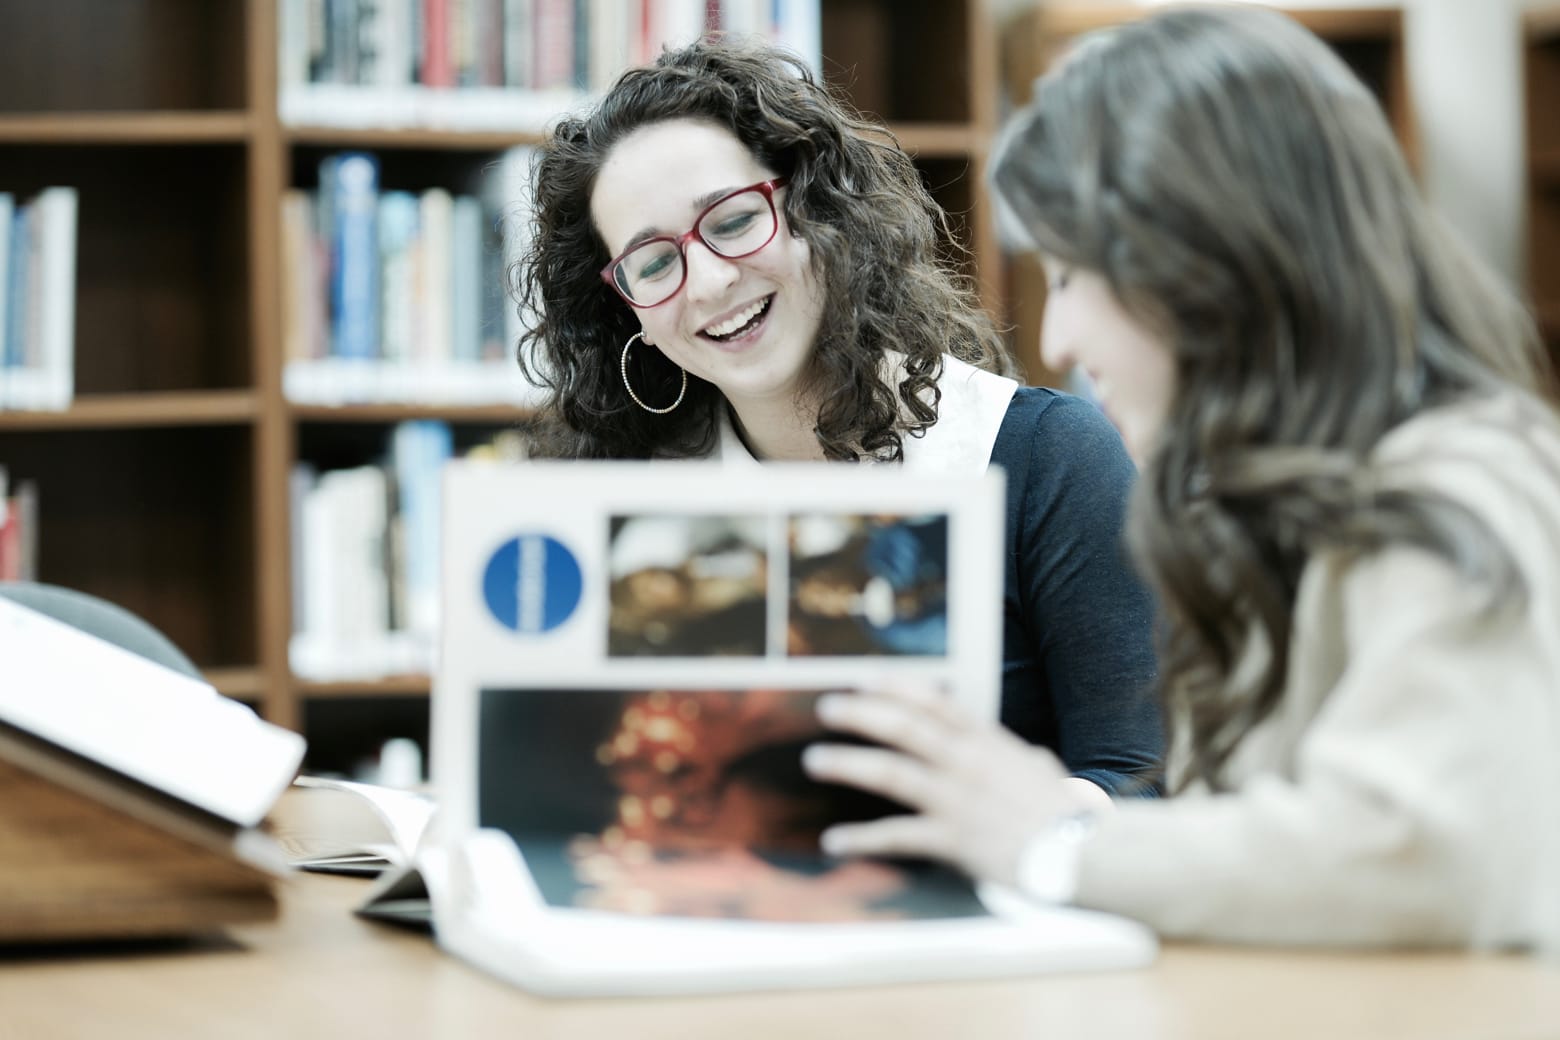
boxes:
[0,0,1001,775]
[1526,6,1560,380]
[999,5,1415,385]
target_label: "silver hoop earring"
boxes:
[620,332,687,415]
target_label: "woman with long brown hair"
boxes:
[806,5,1560,949]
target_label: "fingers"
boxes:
[802,742,944,813]
[817,815,954,862]
[814,689,970,765]
[854,680,976,730]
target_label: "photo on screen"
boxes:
[605,513,768,657]
[786,513,950,657]
[477,685,987,923]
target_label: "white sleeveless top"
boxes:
[706,353,1018,472]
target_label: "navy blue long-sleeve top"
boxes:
[989,387,1163,795]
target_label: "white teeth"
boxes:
[704,298,766,338]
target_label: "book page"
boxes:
[429,461,1157,993]
[277,775,436,874]
[435,462,1004,921]
[0,597,305,826]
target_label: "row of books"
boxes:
[288,420,529,681]
[0,467,39,582]
[281,148,545,405]
[0,189,77,412]
[278,0,821,130]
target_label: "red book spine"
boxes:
[423,0,454,87]
[0,499,19,582]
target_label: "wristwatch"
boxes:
[1013,811,1097,903]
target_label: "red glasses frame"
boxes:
[599,178,789,308]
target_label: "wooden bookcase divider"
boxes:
[1526,6,1560,385]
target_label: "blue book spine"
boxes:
[393,419,455,635]
[0,193,13,377]
[5,205,29,371]
[330,152,381,361]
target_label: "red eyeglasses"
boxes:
[600,178,788,308]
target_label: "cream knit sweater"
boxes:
[1074,392,1560,950]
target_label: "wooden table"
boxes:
[2,868,1558,1040]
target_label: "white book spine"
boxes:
[655,0,706,53]
[299,472,341,656]
[0,192,13,409]
[289,462,319,638]
[279,0,311,88]
[450,194,484,363]
[280,190,317,365]
[494,146,539,368]
[418,187,454,366]
[777,0,820,74]
[35,187,78,411]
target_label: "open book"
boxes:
[274,775,440,928]
[424,461,1157,995]
[278,775,436,876]
[0,591,307,940]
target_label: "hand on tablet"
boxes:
[802,684,1103,887]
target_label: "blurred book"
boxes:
[421,461,1156,996]
[277,0,820,130]
[0,591,306,941]
[0,468,39,582]
[280,148,545,407]
[277,774,436,876]
[0,187,77,411]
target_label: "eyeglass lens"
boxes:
[612,187,777,305]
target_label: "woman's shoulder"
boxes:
[994,385,1135,471]
[1353,390,1560,607]
[1376,391,1560,464]
[1372,392,1560,512]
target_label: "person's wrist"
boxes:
[1013,811,1097,904]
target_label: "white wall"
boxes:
[993,0,1533,286]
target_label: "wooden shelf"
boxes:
[285,126,546,150]
[1024,4,1401,39]
[0,391,259,430]
[204,667,267,699]
[296,676,432,699]
[894,124,980,159]
[289,402,535,424]
[0,112,251,144]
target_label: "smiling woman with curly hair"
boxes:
[511,38,1164,805]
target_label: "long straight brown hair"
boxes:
[992,5,1551,791]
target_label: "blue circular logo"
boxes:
[482,534,583,633]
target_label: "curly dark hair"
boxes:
[992,6,1550,792]
[513,38,1012,460]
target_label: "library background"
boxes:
[0,0,1549,779]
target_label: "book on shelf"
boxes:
[0,467,39,583]
[281,147,545,406]
[0,591,307,941]
[0,187,77,412]
[278,0,821,131]
[288,420,519,681]
[411,460,1157,996]
[326,152,382,363]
